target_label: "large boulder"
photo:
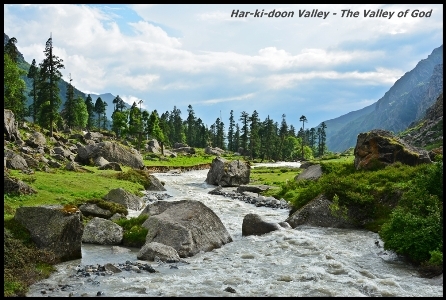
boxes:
[285,194,358,229]
[137,241,181,262]
[205,157,250,187]
[4,172,37,195]
[76,141,144,169]
[4,109,21,142]
[26,131,47,148]
[140,200,232,258]
[78,203,113,219]
[146,174,166,191]
[82,217,123,245]
[5,150,28,170]
[205,146,225,156]
[295,164,322,181]
[242,213,281,236]
[354,129,432,170]
[14,205,83,262]
[103,188,144,210]
[147,139,161,154]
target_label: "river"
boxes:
[26,163,443,297]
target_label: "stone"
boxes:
[137,242,181,262]
[14,205,83,262]
[242,213,281,236]
[295,164,323,181]
[76,141,144,169]
[354,129,431,170]
[103,188,144,210]
[285,194,357,229]
[205,157,250,187]
[4,109,21,142]
[82,217,123,245]
[140,200,232,258]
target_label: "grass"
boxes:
[249,166,302,187]
[143,149,246,167]
[5,166,145,216]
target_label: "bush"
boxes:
[114,214,149,247]
[379,162,443,264]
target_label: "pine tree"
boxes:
[111,109,129,138]
[260,115,275,160]
[37,36,65,136]
[159,112,172,147]
[85,94,95,130]
[27,59,39,122]
[228,110,235,152]
[299,115,308,159]
[171,106,184,144]
[186,104,196,147]
[215,118,225,149]
[62,74,76,128]
[72,96,88,129]
[4,37,27,122]
[94,97,105,130]
[128,101,141,137]
[320,122,327,156]
[278,114,288,160]
[249,110,260,159]
[234,123,240,154]
[239,111,250,155]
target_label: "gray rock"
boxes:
[94,156,109,167]
[82,217,123,245]
[103,188,144,210]
[242,213,281,236]
[5,151,28,170]
[26,131,47,148]
[14,205,83,262]
[76,141,144,169]
[295,164,323,181]
[4,172,37,195]
[205,157,250,187]
[78,203,113,219]
[137,242,181,262]
[104,263,122,273]
[146,174,166,191]
[285,194,358,229]
[140,200,232,258]
[4,109,22,142]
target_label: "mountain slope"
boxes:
[321,45,443,152]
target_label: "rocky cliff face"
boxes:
[324,45,443,153]
[400,92,443,150]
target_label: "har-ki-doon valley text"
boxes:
[230,8,434,19]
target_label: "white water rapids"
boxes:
[26,164,443,297]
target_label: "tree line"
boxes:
[4,36,328,160]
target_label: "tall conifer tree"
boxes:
[37,35,64,136]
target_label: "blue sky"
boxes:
[4,4,443,129]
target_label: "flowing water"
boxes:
[26,164,443,297]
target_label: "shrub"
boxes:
[114,214,149,247]
[379,161,443,264]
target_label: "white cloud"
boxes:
[265,68,403,89]
[198,93,256,105]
